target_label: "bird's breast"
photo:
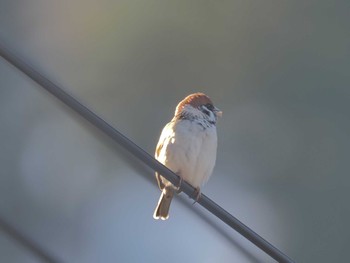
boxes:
[170,120,218,187]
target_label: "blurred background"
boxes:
[1,1,349,262]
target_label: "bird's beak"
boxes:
[214,107,223,118]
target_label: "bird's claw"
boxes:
[175,176,183,193]
[192,187,201,204]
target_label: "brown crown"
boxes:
[175,92,213,116]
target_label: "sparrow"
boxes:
[153,92,222,220]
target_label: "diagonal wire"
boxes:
[0,43,295,263]
[0,216,61,263]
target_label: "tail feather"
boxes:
[153,186,174,220]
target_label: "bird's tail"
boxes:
[153,186,174,220]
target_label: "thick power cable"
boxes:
[0,44,295,263]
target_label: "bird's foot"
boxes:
[174,176,183,193]
[192,187,201,204]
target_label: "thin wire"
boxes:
[0,43,295,263]
[0,216,61,263]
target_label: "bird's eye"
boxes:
[205,103,214,111]
[201,104,213,116]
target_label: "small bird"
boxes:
[153,92,222,220]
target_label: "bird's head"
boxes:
[175,93,222,125]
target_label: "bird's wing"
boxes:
[154,121,175,190]
[155,141,165,190]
